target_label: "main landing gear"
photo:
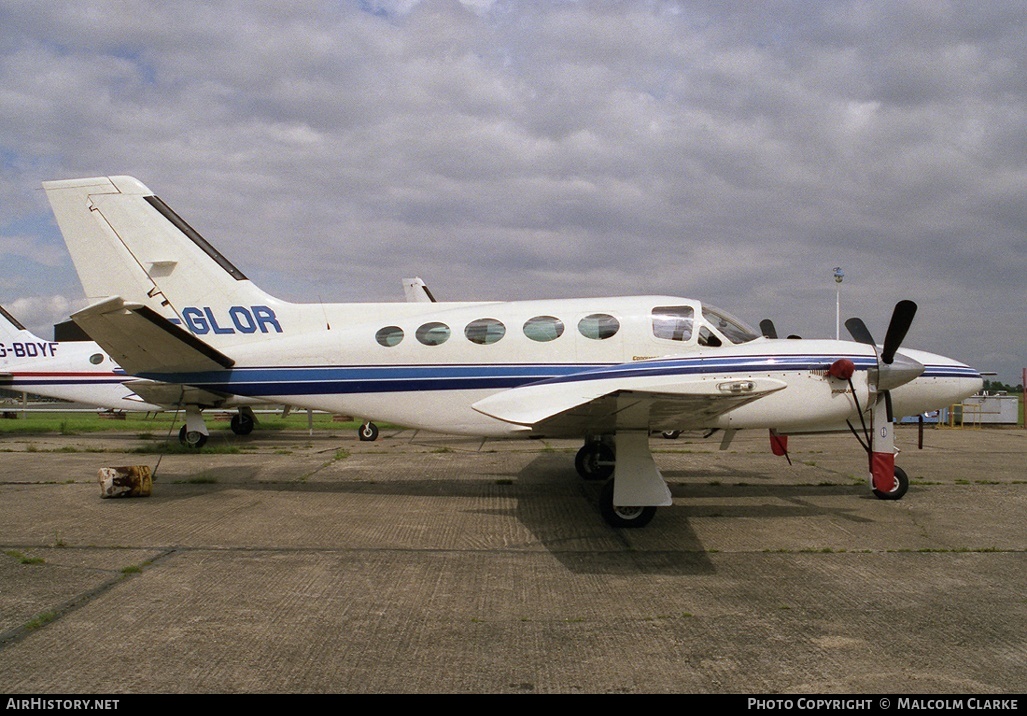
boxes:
[178,424,208,448]
[599,480,657,528]
[574,441,614,480]
[178,405,210,448]
[177,407,258,448]
[575,432,671,529]
[358,421,380,441]
[230,407,257,436]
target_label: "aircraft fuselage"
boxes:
[136,295,981,437]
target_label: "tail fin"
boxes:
[0,304,51,367]
[43,176,281,339]
[403,277,437,303]
[0,304,29,337]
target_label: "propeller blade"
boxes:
[759,319,777,339]
[844,317,875,346]
[881,300,917,364]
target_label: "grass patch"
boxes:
[0,411,396,436]
[5,550,44,565]
[176,475,218,484]
[25,612,58,630]
[130,442,241,455]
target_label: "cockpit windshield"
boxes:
[701,305,759,344]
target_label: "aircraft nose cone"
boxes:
[877,352,925,392]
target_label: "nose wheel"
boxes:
[873,465,909,500]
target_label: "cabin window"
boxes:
[523,316,565,342]
[578,313,620,340]
[89,353,105,365]
[698,327,722,347]
[416,322,451,346]
[465,318,506,345]
[651,306,694,341]
[375,326,404,347]
[701,306,759,344]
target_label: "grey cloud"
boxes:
[0,0,1023,381]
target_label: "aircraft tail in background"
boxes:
[0,302,163,412]
[0,304,57,367]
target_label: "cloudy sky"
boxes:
[1,0,1024,383]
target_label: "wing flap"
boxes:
[72,297,234,375]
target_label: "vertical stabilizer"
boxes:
[44,176,290,345]
[0,304,40,366]
[43,177,165,312]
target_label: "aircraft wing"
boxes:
[472,368,787,435]
[71,297,235,375]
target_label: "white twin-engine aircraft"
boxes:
[43,176,982,528]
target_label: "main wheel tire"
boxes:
[178,425,208,448]
[661,430,681,439]
[873,465,909,500]
[230,413,255,435]
[358,422,379,441]
[574,442,614,480]
[599,480,657,528]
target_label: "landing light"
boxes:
[718,381,756,394]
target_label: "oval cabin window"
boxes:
[522,316,565,342]
[375,326,404,347]
[415,322,451,346]
[465,318,506,345]
[577,313,620,340]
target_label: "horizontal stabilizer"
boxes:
[472,370,786,434]
[72,297,235,375]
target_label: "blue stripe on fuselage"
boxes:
[134,353,979,399]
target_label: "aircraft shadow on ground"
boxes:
[137,450,877,577]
